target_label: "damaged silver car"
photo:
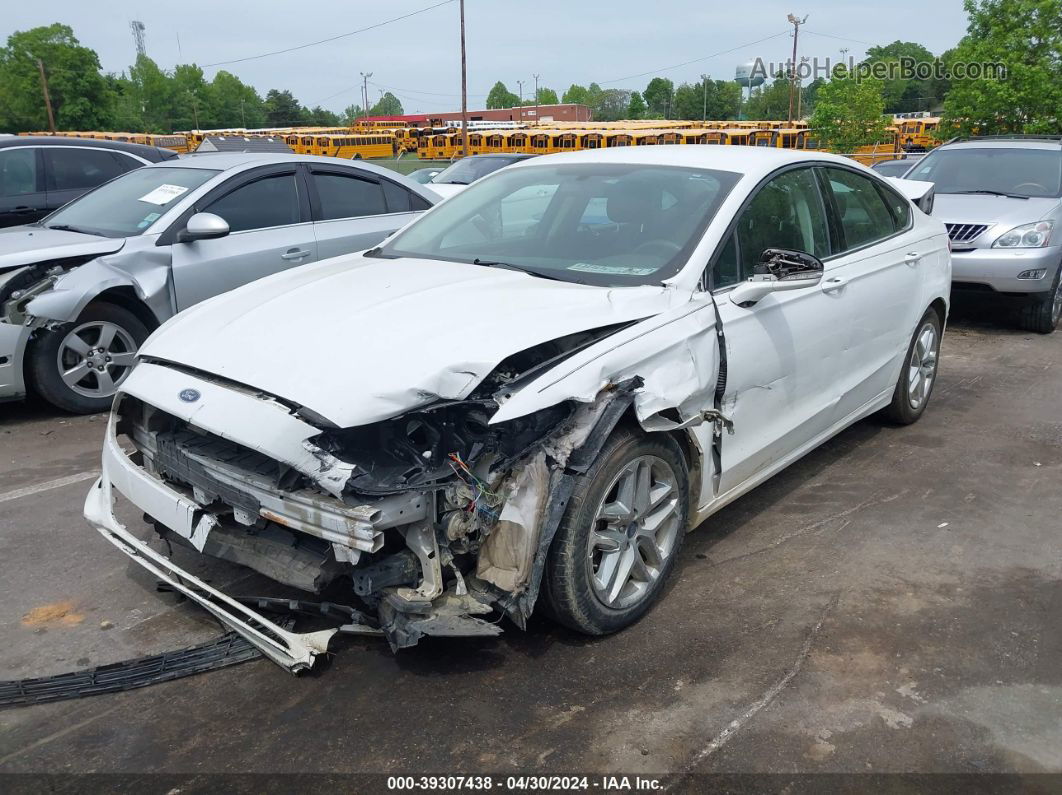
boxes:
[85,147,951,671]
[0,153,436,413]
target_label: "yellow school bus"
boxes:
[659,131,682,146]
[555,132,578,152]
[580,132,605,150]
[898,117,940,151]
[315,134,396,159]
[605,132,633,147]
[145,134,188,153]
[529,133,555,155]
[681,131,709,145]
[421,133,459,159]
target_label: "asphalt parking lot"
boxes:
[1,300,1059,783]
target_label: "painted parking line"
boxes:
[0,471,100,505]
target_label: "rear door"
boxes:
[307,166,429,259]
[43,147,144,212]
[0,147,47,227]
[815,166,928,414]
[169,165,317,310]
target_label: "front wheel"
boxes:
[1017,266,1061,334]
[543,428,688,635]
[27,302,149,414]
[886,307,943,425]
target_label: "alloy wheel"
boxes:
[907,322,939,410]
[587,455,682,610]
[56,321,138,399]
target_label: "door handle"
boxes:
[281,248,311,261]
[904,251,922,265]
[11,206,33,213]
[821,276,847,293]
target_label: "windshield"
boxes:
[43,166,219,238]
[907,147,1062,198]
[432,156,525,185]
[378,163,740,287]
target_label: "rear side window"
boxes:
[313,172,386,220]
[206,174,300,233]
[45,148,130,191]
[877,182,911,230]
[0,148,38,196]
[823,168,900,250]
[381,180,412,212]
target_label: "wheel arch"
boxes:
[90,287,163,332]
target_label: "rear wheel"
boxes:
[1017,266,1061,334]
[543,428,687,635]
[886,307,942,425]
[28,302,149,414]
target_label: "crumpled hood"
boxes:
[932,194,1060,231]
[142,254,680,427]
[0,225,125,272]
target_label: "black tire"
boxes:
[886,307,943,425]
[542,427,688,635]
[27,302,150,414]
[1016,266,1061,334]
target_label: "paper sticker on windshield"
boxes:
[568,262,658,276]
[138,184,189,205]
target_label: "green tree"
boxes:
[342,103,364,125]
[743,75,793,120]
[562,84,591,105]
[368,92,403,116]
[210,70,265,128]
[536,86,559,105]
[626,91,646,119]
[593,89,632,121]
[0,24,116,132]
[807,71,890,153]
[861,40,946,114]
[485,81,519,109]
[264,88,306,127]
[170,63,213,131]
[940,0,1062,136]
[642,77,674,117]
[672,79,742,120]
[129,55,175,132]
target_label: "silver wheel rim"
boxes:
[907,322,938,410]
[1051,277,1062,325]
[587,455,681,610]
[57,321,138,399]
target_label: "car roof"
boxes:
[938,139,1062,152]
[153,153,438,197]
[508,145,864,178]
[0,135,177,161]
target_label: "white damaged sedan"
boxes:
[85,147,950,671]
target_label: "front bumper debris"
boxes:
[83,420,339,674]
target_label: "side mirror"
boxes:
[177,212,229,243]
[730,248,824,306]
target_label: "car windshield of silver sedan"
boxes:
[43,166,219,238]
[378,163,740,286]
[907,148,1062,199]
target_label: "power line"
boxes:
[803,30,875,47]
[598,31,791,85]
[201,0,457,67]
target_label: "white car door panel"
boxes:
[711,166,848,494]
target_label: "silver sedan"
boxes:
[0,153,438,412]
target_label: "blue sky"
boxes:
[5,0,971,114]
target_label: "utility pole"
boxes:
[360,72,373,120]
[240,99,246,128]
[459,0,469,157]
[786,13,807,124]
[516,80,524,104]
[701,74,710,123]
[36,59,56,133]
[533,73,540,126]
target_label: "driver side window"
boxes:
[727,168,828,284]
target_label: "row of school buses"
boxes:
[22,116,942,166]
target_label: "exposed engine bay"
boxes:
[112,325,641,653]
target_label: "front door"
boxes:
[170,167,317,310]
[710,166,850,495]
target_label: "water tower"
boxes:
[734,62,765,121]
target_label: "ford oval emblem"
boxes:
[179,388,201,403]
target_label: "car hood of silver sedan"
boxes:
[932,193,1060,229]
[0,225,126,272]
[140,254,678,428]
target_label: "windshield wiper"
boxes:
[439,179,470,185]
[471,258,570,283]
[952,190,1029,200]
[45,223,98,234]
